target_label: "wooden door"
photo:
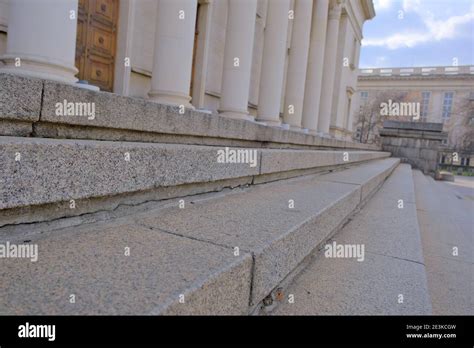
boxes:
[75,0,119,92]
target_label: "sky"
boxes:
[359,0,474,68]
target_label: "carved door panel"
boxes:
[75,0,119,92]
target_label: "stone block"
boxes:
[318,158,400,202]
[389,137,403,146]
[400,138,421,148]
[0,136,392,212]
[0,120,32,136]
[260,150,390,174]
[0,137,260,210]
[37,79,379,151]
[399,146,420,159]
[435,171,454,182]
[383,120,443,132]
[272,250,431,315]
[335,164,421,258]
[0,221,252,314]
[419,148,438,162]
[0,73,42,122]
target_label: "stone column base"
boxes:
[0,55,78,84]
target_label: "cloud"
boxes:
[402,0,424,13]
[363,32,429,49]
[373,0,394,11]
[362,0,474,49]
[425,12,474,41]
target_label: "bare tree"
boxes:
[446,94,474,153]
[354,90,406,144]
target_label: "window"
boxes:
[441,155,446,164]
[461,158,466,166]
[358,92,369,118]
[467,158,471,166]
[359,91,369,113]
[420,91,430,121]
[442,92,454,121]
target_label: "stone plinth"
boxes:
[380,120,447,175]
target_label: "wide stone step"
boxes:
[271,164,432,315]
[0,135,389,226]
[0,158,399,315]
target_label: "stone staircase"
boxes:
[0,72,421,315]
[269,164,432,315]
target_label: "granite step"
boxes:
[0,135,390,226]
[270,164,432,315]
[0,158,399,315]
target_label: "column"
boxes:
[148,0,197,108]
[0,0,78,83]
[114,0,135,95]
[282,0,313,131]
[301,0,329,134]
[318,0,343,135]
[256,0,291,126]
[219,0,258,121]
[191,0,213,109]
[331,15,350,135]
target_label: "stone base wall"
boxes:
[380,121,447,175]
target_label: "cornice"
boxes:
[358,74,474,82]
[343,0,363,41]
[360,0,376,20]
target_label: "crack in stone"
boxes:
[365,250,426,266]
[0,183,250,234]
[136,222,233,250]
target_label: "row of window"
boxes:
[359,91,455,121]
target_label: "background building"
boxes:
[353,66,474,153]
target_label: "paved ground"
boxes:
[413,172,474,315]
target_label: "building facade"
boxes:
[0,0,374,138]
[353,66,474,153]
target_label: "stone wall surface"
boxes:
[380,121,446,175]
